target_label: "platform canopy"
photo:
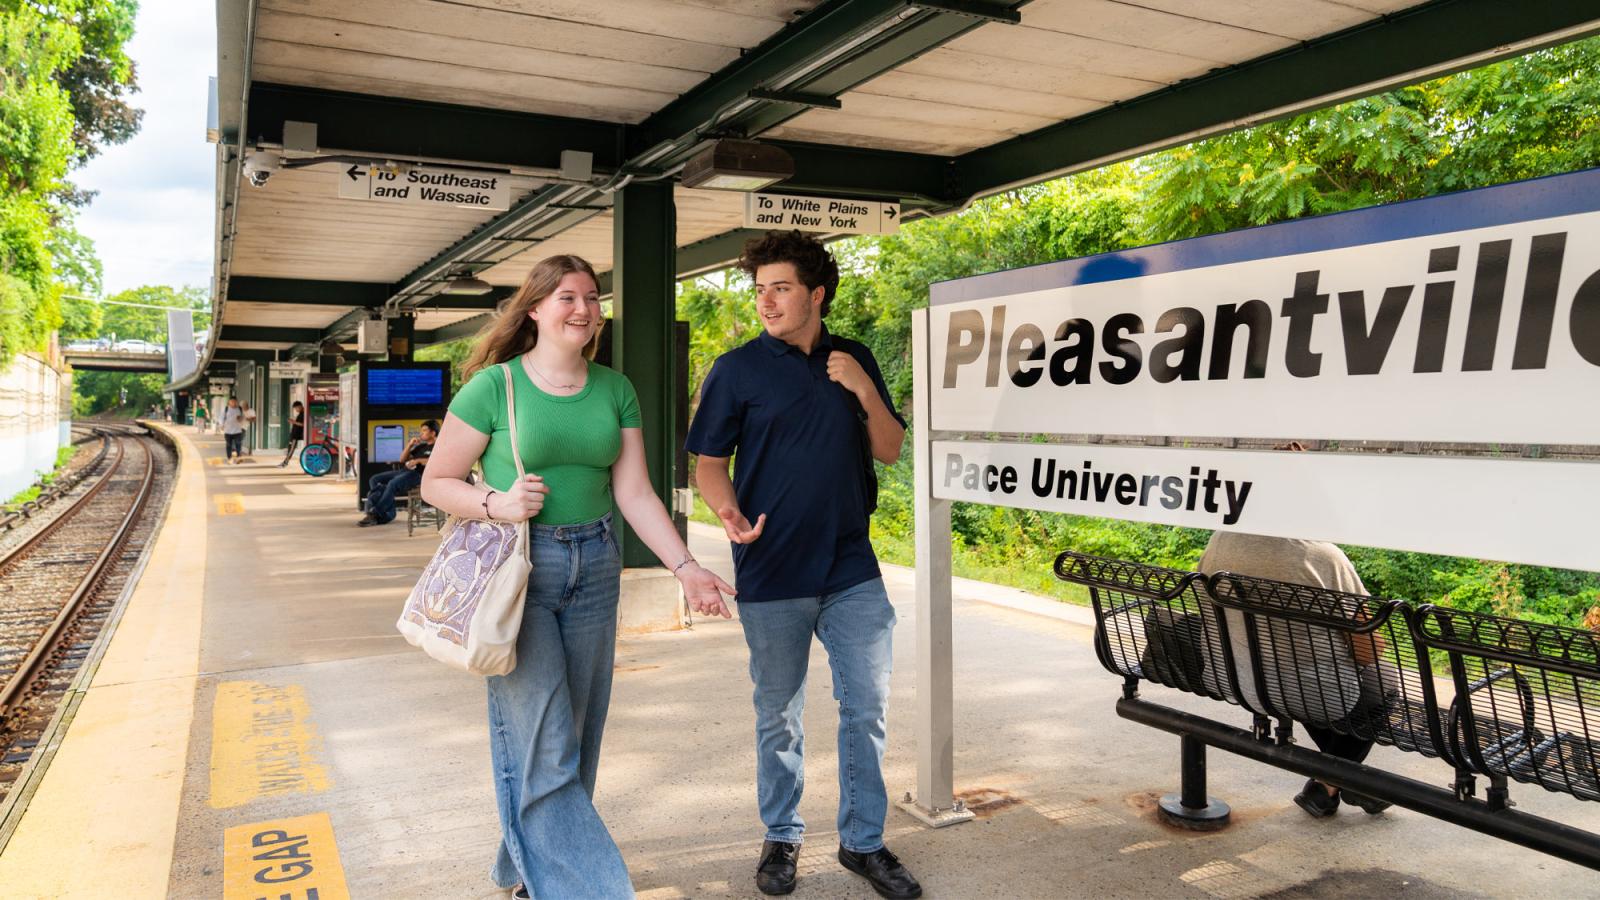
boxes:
[182,0,1600,380]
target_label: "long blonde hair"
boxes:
[462,255,604,379]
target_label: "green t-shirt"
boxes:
[449,358,641,525]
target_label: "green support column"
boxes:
[611,182,677,568]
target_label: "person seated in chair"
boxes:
[358,420,438,527]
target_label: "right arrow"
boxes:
[345,165,363,181]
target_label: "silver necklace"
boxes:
[526,357,585,390]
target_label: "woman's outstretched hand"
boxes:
[678,563,735,619]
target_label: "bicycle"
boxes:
[299,414,340,477]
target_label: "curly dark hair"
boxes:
[738,230,840,317]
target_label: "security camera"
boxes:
[243,150,280,187]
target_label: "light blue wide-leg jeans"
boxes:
[736,577,896,853]
[486,514,633,899]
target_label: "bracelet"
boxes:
[483,490,496,520]
[672,556,696,575]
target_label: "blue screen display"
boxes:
[367,368,443,406]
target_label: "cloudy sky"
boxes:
[74,2,217,296]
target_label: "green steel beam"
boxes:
[227,276,393,306]
[220,325,325,343]
[955,0,1600,198]
[631,0,1023,163]
[611,182,678,568]
[247,82,626,171]
[210,348,276,363]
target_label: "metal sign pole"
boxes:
[899,308,972,828]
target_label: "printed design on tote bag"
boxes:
[403,519,521,647]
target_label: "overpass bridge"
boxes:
[61,349,169,373]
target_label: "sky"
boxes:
[74,1,217,297]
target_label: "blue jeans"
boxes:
[364,468,421,523]
[487,514,633,898]
[737,578,896,853]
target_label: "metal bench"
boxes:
[1055,549,1600,870]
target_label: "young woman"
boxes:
[221,397,245,463]
[422,255,734,899]
[278,400,304,469]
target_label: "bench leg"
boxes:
[1158,734,1232,831]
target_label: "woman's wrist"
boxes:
[672,556,698,578]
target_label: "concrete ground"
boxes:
[3,426,1598,898]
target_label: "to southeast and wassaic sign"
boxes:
[338,164,510,211]
[745,192,899,235]
[929,171,1600,445]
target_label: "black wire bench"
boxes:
[1054,550,1600,870]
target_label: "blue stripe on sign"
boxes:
[929,166,1600,306]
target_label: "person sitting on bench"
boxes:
[358,420,438,527]
[1198,527,1394,818]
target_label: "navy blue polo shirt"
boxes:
[686,326,905,603]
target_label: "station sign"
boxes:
[927,170,1600,445]
[269,360,314,380]
[745,192,899,235]
[933,440,1599,571]
[337,164,510,211]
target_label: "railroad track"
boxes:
[0,424,176,804]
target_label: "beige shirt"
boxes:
[1198,531,1365,595]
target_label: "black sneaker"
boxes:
[838,845,922,900]
[756,840,800,896]
[1340,788,1393,814]
[357,515,378,527]
[1293,778,1340,818]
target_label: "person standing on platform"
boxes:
[421,254,735,900]
[193,398,208,432]
[278,400,304,469]
[241,402,258,459]
[685,231,918,899]
[221,397,245,464]
[357,420,437,527]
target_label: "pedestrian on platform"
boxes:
[421,254,734,900]
[685,231,918,899]
[278,400,304,469]
[221,397,245,464]
[193,399,208,432]
[357,420,437,526]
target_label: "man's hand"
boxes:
[405,459,418,470]
[718,506,766,544]
[678,563,735,619]
[826,351,872,398]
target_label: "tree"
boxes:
[55,0,140,169]
[72,284,207,416]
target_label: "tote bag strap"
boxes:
[500,362,527,482]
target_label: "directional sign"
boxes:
[269,360,313,380]
[337,164,510,211]
[745,192,900,235]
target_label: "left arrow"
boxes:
[346,165,363,181]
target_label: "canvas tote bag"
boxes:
[397,363,532,675]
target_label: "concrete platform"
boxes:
[1,426,1597,898]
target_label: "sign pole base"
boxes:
[896,793,975,829]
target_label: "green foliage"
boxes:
[416,336,474,392]
[0,0,137,365]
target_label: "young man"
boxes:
[686,231,918,899]
[358,419,437,526]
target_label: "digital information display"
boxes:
[372,425,406,463]
[367,367,444,406]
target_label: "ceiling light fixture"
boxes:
[445,271,494,295]
[679,139,795,192]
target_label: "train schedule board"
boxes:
[355,361,450,509]
[915,167,1600,573]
